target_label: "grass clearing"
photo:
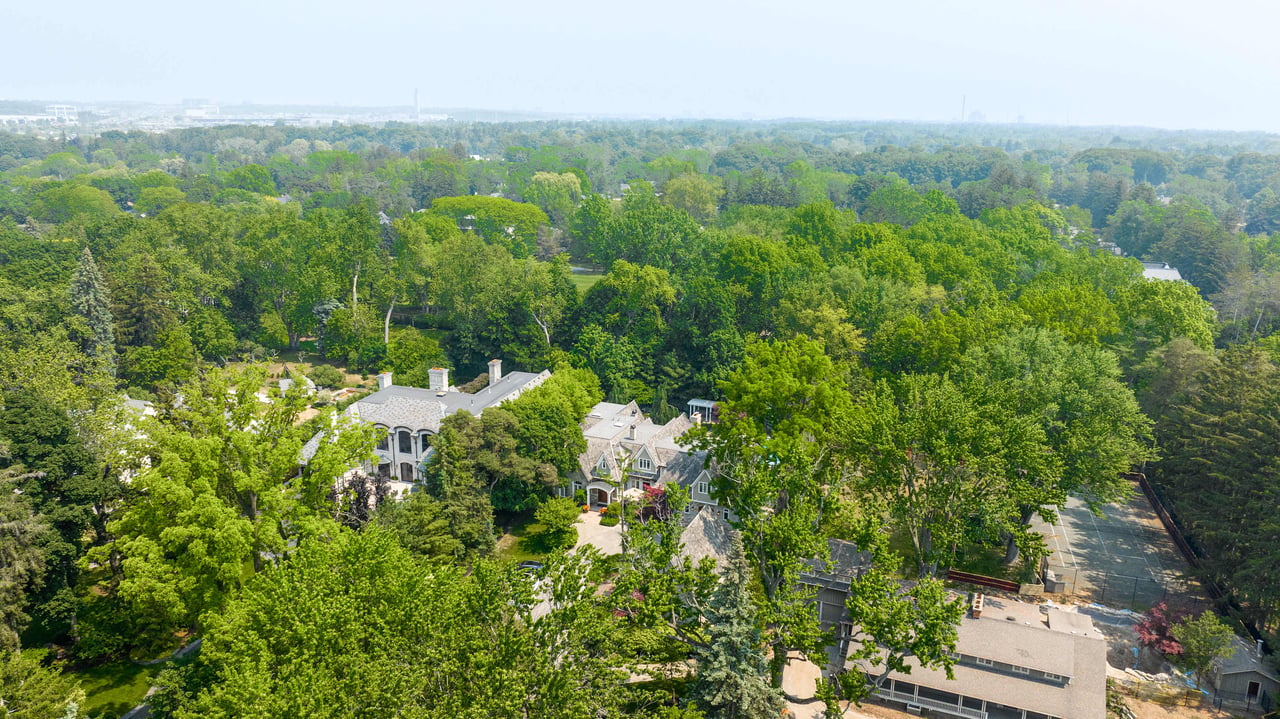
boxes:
[568,271,604,295]
[77,660,163,718]
[494,511,548,562]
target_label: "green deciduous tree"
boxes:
[174,529,625,719]
[85,366,376,656]
[373,491,465,560]
[505,367,603,476]
[1171,611,1236,688]
[430,196,549,258]
[0,650,84,718]
[841,551,964,702]
[532,496,582,551]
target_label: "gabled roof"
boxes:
[1218,636,1280,680]
[679,510,734,566]
[574,401,707,485]
[799,539,873,592]
[850,603,1107,719]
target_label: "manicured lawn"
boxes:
[568,272,604,296]
[77,660,163,719]
[494,511,549,562]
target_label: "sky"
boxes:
[4,0,1278,132]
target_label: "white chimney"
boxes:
[376,372,393,390]
[628,424,637,440]
[428,367,448,392]
[488,359,502,386]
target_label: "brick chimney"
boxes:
[376,372,393,390]
[487,359,502,386]
[428,367,448,392]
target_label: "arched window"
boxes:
[375,426,389,451]
[398,430,412,455]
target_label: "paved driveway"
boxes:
[573,510,622,555]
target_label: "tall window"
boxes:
[636,457,653,472]
[376,430,389,451]
[696,481,709,495]
[398,430,412,454]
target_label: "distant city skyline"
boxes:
[5,0,1277,133]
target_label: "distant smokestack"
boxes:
[487,359,502,386]
[414,88,419,122]
[428,368,448,392]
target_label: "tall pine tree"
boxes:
[689,532,784,719]
[68,248,116,376]
[1153,343,1280,630]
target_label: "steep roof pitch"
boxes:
[679,510,734,566]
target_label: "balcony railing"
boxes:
[871,687,986,719]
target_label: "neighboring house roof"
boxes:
[679,510,734,566]
[1218,636,1280,680]
[575,401,705,485]
[301,369,550,462]
[800,538,873,593]
[1141,261,1184,281]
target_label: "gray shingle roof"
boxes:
[851,606,1107,719]
[300,370,550,463]
[573,401,709,490]
[679,510,734,566]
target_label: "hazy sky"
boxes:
[4,0,1277,131]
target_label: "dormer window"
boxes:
[636,457,653,472]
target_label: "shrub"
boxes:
[308,364,346,389]
[599,514,620,527]
[573,488,588,507]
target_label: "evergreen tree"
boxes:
[689,532,784,719]
[1151,344,1280,629]
[68,247,116,376]
[651,384,679,424]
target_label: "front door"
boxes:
[590,488,610,507]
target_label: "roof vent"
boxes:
[1006,616,1017,622]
